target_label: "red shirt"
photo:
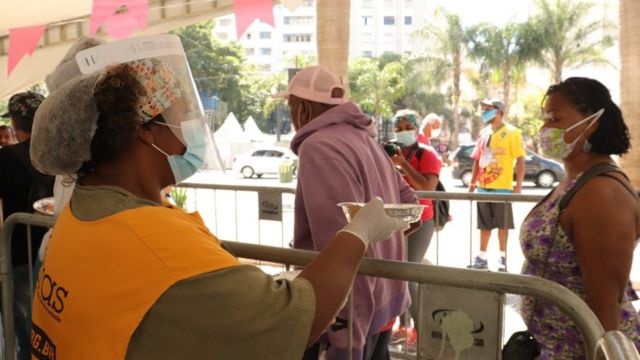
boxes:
[402,144,442,220]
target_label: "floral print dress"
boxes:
[519,180,640,359]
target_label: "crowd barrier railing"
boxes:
[2,213,639,360]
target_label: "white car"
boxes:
[232,147,298,178]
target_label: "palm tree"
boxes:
[466,21,545,112]
[533,0,615,83]
[418,11,466,150]
[619,0,640,187]
[316,0,351,84]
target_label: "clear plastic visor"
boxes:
[75,34,222,170]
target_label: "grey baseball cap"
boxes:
[480,98,505,111]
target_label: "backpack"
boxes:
[410,147,450,231]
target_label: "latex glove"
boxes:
[339,197,410,246]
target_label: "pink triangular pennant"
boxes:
[7,25,46,76]
[104,12,139,39]
[234,0,275,39]
[90,0,148,37]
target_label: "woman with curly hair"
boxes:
[517,77,640,359]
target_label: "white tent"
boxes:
[214,112,246,142]
[214,112,252,169]
[0,0,236,99]
[243,116,268,142]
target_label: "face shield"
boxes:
[74,34,223,171]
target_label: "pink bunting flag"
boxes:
[234,0,275,39]
[7,24,47,76]
[89,0,149,39]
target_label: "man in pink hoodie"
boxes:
[275,66,418,359]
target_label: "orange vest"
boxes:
[31,205,240,359]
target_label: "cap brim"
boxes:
[0,112,10,118]
[479,100,493,106]
[271,91,289,99]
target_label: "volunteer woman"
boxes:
[389,110,442,343]
[29,35,408,360]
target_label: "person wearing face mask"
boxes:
[388,110,442,349]
[418,113,442,147]
[274,66,418,360]
[28,38,410,360]
[516,77,640,358]
[468,98,526,271]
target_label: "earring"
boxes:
[582,140,592,153]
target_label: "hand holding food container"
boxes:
[337,197,419,246]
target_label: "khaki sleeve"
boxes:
[125,265,316,360]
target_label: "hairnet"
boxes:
[45,36,106,93]
[392,109,418,127]
[31,72,101,176]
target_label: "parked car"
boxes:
[232,147,298,178]
[451,144,565,188]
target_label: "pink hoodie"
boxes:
[291,102,417,359]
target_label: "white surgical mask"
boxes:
[395,130,417,146]
[538,108,604,161]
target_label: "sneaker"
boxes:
[498,256,507,272]
[467,256,488,270]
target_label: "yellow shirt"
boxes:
[472,123,525,190]
[31,187,240,359]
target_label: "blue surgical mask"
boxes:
[394,130,417,146]
[481,109,498,123]
[151,119,206,184]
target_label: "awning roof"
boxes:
[0,0,236,99]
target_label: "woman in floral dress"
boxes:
[518,77,640,359]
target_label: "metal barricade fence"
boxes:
[418,190,545,270]
[176,182,296,250]
[1,213,639,360]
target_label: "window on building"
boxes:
[245,48,255,56]
[362,16,373,26]
[219,18,232,26]
[260,64,272,72]
[283,33,312,42]
[383,16,395,25]
[404,16,412,25]
[363,50,373,57]
[216,32,228,40]
[284,16,313,25]
[302,0,314,6]
[246,33,252,40]
[259,31,271,39]
[260,48,272,55]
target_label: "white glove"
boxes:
[339,197,410,246]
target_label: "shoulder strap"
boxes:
[559,162,628,212]
[407,146,424,162]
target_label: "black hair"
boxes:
[11,113,35,133]
[77,64,144,177]
[0,124,13,132]
[544,77,630,156]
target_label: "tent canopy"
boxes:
[214,112,246,142]
[243,116,267,141]
[0,0,236,99]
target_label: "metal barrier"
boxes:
[177,182,296,249]
[0,213,54,360]
[2,214,639,360]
